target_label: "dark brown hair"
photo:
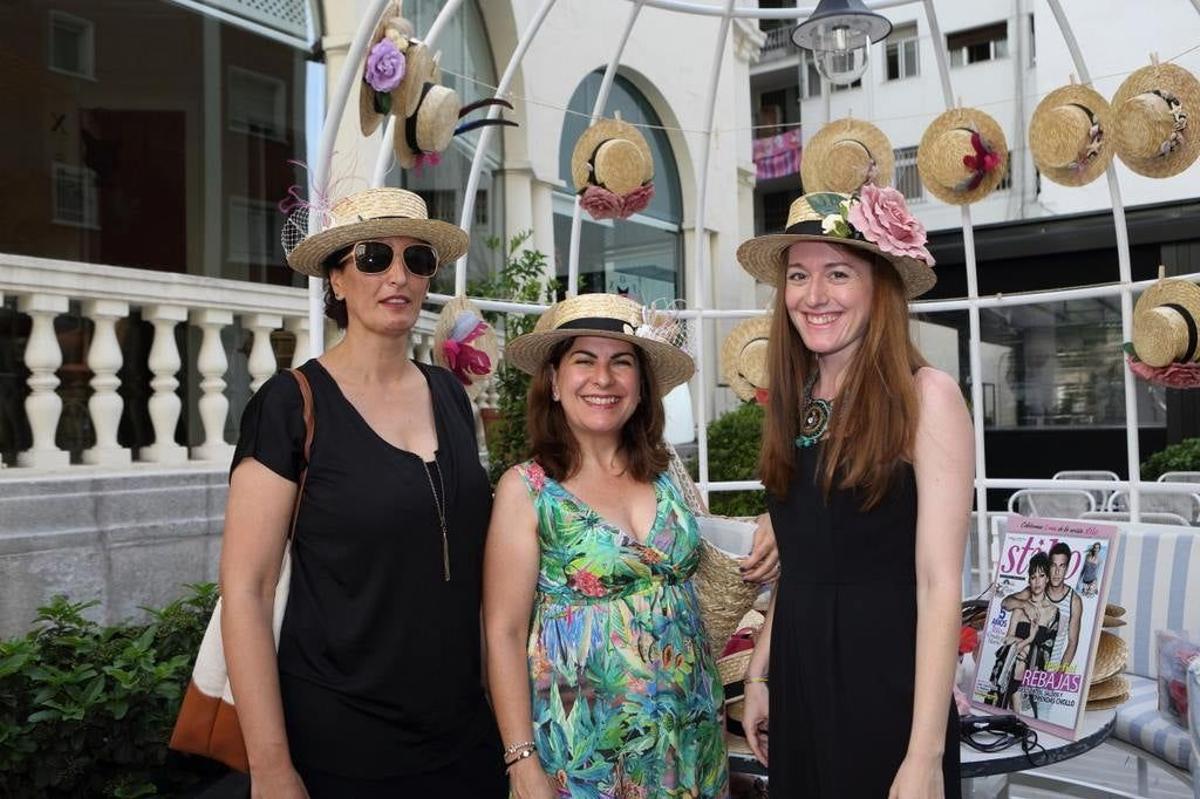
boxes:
[758,249,928,510]
[527,337,669,482]
[322,246,351,329]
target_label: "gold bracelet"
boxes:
[745,675,769,684]
[503,739,536,757]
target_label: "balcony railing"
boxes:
[760,26,794,63]
[0,255,498,471]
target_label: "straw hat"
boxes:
[716,648,753,689]
[504,293,694,392]
[432,296,499,399]
[358,1,412,137]
[1087,674,1129,703]
[1029,83,1114,187]
[720,316,771,403]
[801,117,895,194]
[1091,631,1129,684]
[1131,275,1200,367]
[571,117,654,195]
[918,107,1009,204]
[1112,61,1200,178]
[1105,602,1127,617]
[1086,691,1131,710]
[285,187,469,277]
[1103,615,1127,628]
[736,190,936,299]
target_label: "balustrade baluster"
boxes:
[82,300,131,465]
[17,293,69,468]
[141,304,188,464]
[190,309,234,462]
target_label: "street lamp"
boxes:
[791,0,892,86]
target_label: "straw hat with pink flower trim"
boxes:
[736,186,936,299]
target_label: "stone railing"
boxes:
[0,254,499,472]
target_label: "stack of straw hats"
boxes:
[715,610,767,761]
[1087,605,1130,710]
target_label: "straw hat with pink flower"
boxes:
[736,185,936,299]
[570,114,656,221]
[918,107,1009,205]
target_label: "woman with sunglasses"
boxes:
[220,188,506,798]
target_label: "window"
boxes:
[228,67,287,141]
[799,52,822,99]
[885,23,919,80]
[228,197,282,264]
[997,151,1013,191]
[892,146,922,202]
[474,189,488,226]
[51,162,100,229]
[831,77,862,93]
[947,22,1008,67]
[48,11,94,79]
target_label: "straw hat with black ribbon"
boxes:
[801,117,894,194]
[505,293,694,392]
[1111,59,1200,179]
[721,315,772,404]
[284,187,469,277]
[1029,82,1114,187]
[918,107,1009,205]
[736,189,936,299]
[571,115,656,221]
[358,1,412,137]
[432,296,499,399]
[1131,272,1200,368]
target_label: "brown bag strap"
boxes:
[287,368,315,544]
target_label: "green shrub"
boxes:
[689,401,767,517]
[0,585,221,797]
[1141,437,1200,481]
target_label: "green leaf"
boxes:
[373,90,392,116]
[806,192,846,217]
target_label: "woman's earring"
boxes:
[552,387,560,402]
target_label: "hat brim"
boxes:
[432,296,498,399]
[358,1,403,138]
[720,316,772,402]
[570,118,654,193]
[918,108,1009,205]
[393,46,442,170]
[802,118,895,193]
[1112,63,1200,178]
[286,217,470,277]
[1030,84,1116,187]
[735,233,936,299]
[1133,278,1200,364]
[505,328,694,393]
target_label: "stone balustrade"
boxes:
[0,254,501,472]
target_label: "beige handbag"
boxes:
[169,369,314,772]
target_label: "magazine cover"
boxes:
[970,516,1120,740]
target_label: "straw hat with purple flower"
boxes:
[358,1,414,137]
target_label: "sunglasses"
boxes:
[345,241,440,278]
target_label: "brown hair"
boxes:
[527,337,669,482]
[758,249,928,510]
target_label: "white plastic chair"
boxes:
[1158,471,1200,484]
[1106,489,1200,523]
[1080,510,1191,526]
[1006,489,1095,518]
[1053,469,1119,508]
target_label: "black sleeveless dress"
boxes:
[766,444,960,797]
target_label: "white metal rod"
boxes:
[692,0,737,506]
[1046,0,1141,520]
[701,477,1200,495]
[455,0,559,296]
[369,0,467,188]
[922,0,991,584]
[913,271,1200,313]
[565,0,646,299]
[427,291,550,315]
[308,0,392,356]
[624,0,918,19]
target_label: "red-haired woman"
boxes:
[735,187,974,798]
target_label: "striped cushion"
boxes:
[1105,528,1200,679]
[1113,674,1195,772]
[1190,660,1200,762]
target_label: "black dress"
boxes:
[231,359,505,797]
[766,444,960,798]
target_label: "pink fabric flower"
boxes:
[570,569,606,598]
[1127,356,1200,389]
[962,131,1002,189]
[364,39,406,93]
[621,183,655,216]
[412,151,442,172]
[580,185,623,220]
[847,183,935,266]
[441,319,492,385]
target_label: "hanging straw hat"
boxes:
[358,1,412,137]
[571,117,654,195]
[432,296,499,399]
[1091,631,1129,684]
[720,316,772,403]
[1131,272,1200,367]
[1112,60,1200,179]
[1029,82,1114,187]
[801,117,895,194]
[504,293,694,392]
[285,187,469,277]
[918,107,1009,205]
[736,189,936,299]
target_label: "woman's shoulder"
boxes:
[251,367,307,411]
[913,365,960,399]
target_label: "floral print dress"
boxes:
[516,461,728,799]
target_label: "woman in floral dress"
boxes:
[484,294,772,799]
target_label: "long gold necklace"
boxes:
[421,459,451,582]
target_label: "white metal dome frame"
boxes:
[308,0,1200,585]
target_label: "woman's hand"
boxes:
[888,751,944,799]
[740,513,780,583]
[740,682,770,767]
[250,764,310,799]
[507,756,558,799]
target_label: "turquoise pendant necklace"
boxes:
[795,372,832,449]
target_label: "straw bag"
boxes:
[666,446,760,659]
[168,368,315,772]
